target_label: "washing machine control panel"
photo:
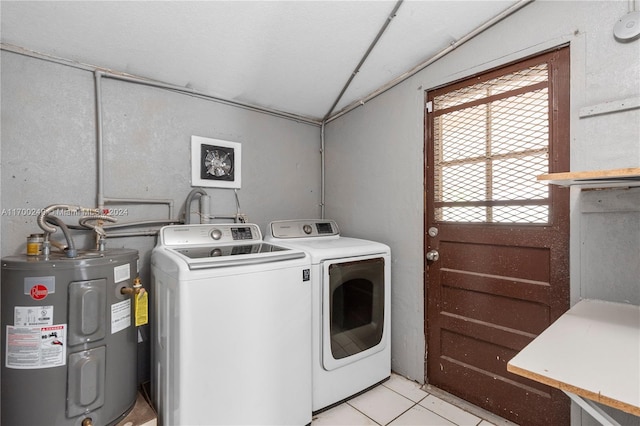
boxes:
[269,219,340,239]
[161,224,262,246]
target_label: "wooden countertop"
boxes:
[537,167,640,188]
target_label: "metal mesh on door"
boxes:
[432,64,550,223]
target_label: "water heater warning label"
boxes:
[5,324,66,369]
[111,299,131,334]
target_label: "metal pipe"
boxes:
[320,121,326,219]
[317,0,533,222]
[98,68,322,125]
[95,70,105,210]
[201,215,242,222]
[103,197,175,218]
[200,195,211,224]
[323,0,404,121]
[103,219,182,230]
[182,188,208,224]
[100,216,243,239]
[99,219,184,239]
[106,230,163,238]
[94,69,177,219]
[325,0,535,123]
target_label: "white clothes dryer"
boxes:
[265,219,391,412]
[151,223,312,425]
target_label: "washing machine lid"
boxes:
[174,243,286,259]
[157,224,306,269]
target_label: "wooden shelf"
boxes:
[537,167,640,188]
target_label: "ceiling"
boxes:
[1,1,527,123]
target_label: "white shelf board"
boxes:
[507,299,640,417]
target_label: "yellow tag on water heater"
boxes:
[135,291,149,326]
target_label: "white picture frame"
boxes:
[191,135,241,188]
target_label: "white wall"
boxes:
[324,1,639,424]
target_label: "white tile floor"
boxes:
[311,373,516,426]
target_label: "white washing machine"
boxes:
[151,223,312,425]
[265,219,391,412]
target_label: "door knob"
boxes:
[426,250,439,262]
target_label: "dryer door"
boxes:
[321,255,386,371]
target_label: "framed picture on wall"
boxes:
[191,135,241,188]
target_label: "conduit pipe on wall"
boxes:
[320,0,403,219]
[96,69,321,125]
[317,0,532,218]
[103,230,170,238]
[323,0,404,121]
[95,70,177,218]
[102,220,182,238]
[320,122,326,219]
[182,188,208,224]
[325,0,535,123]
[101,197,175,218]
[95,70,105,210]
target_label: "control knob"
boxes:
[303,224,313,235]
[210,228,222,240]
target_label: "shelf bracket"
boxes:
[564,391,621,426]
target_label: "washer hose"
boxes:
[37,204,99,233]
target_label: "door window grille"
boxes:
[432,63,551,223]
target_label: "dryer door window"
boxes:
[323,257,385,369]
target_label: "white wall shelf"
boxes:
[508,299,640,425]
[537,168,640,188]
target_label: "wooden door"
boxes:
[425,48,570,426]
